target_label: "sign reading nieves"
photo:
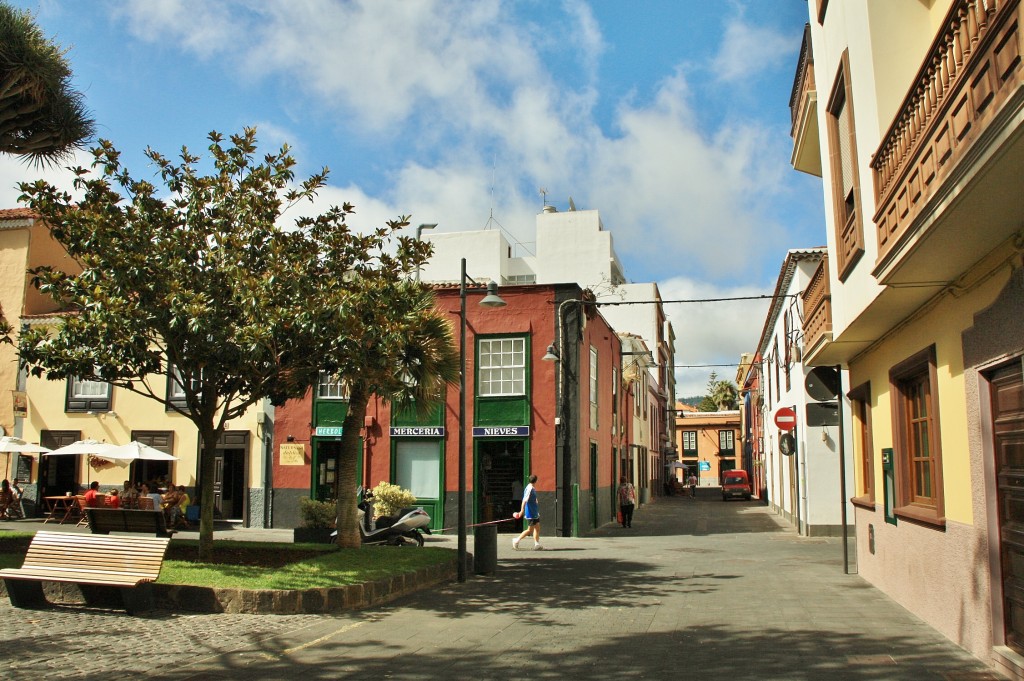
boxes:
[473,426,530,437]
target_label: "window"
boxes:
[394,440,441,500]
[503,274,536,285]
[719,430,735,455]
[478,337,526,396]
[590,346,599,429]
[890,347,944,525]
[784,311,792,391]
[850,382,874,506]
[167,365,203,406]
[773,340,781,403]
[612,366,618,414]
[317,371,350,400]
[826,50,865,279]
[682,431,697,456]
[66,374,111,412]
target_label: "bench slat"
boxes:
[3,531,170,586]
[3,568,156,582]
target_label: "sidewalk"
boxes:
[0,494,1004,680]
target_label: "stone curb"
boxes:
[1,559,458,615]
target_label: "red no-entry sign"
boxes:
[774,406,797,431]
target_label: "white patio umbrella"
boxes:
[0,436,51,454]
[44,439,118,456]
[667,461,686,470]
[102,441,177,461]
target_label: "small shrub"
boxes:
[299,497,336,528]
[370,481,416,518]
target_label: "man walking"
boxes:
[512,474,543,551]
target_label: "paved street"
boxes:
[1,494,1002,680]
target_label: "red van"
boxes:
[721,469,752,501]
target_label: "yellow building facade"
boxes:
[793,1,1024,675]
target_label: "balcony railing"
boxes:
[871,0,1021,263]
[790,24,815,137]
[801,255,832,355]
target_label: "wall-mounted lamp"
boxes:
[286,435,295,442]
[542,344,559,362]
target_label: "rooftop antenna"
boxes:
[539,187,548,209]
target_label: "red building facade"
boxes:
[271,282,627,537]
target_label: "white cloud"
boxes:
[0,153,91,209]
[715,15,794,84]
[658,275,773,397]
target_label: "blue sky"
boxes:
[0,0,824,396]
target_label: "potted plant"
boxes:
[293,497,337,544]
[369,481,417,518]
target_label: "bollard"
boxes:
[474,524,498,575]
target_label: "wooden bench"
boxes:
[0,531,171,614]
[86,508,175,538]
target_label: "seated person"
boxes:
[0,480,12,519]
[161,486,182,523]
[140,483,163,510]
[170,485,190,528]
[8,479,23,518]
[84,481,102,507]
[107,488,121,509]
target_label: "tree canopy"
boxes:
[0,2,94,165]
[17,127,447,557]
[697,371,739,412]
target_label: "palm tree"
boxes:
[710,379,739,410]
[331,281,461,548]
[0,2,94,165]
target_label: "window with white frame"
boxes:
[317,371,350,399]
[66,372,111,412]
[168,365,202,402]
[478,337,526,396]
[71,375,108,398]
[590,346,599,429]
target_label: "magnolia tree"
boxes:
[17,128,455,558]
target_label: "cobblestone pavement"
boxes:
[0,495,1004,680]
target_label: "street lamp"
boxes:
[415,223,436,281]
[458,257,505,582]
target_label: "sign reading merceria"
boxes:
[389,427,445,437]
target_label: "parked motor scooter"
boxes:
[353,488,431,546]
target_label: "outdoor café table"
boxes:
[43,495,77,524]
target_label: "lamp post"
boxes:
[415,223,436,281]
[458,257,505,582]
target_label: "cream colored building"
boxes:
[1,209,274,526]
[793,1,1024,675]
[0,209,79,491]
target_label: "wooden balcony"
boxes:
[790,24,821,176]
[870,0,1024,285]
[801,255,833,365]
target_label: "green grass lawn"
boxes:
[0,531,455,590]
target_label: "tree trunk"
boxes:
[334,384,368,549]
[197,423,220,561]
